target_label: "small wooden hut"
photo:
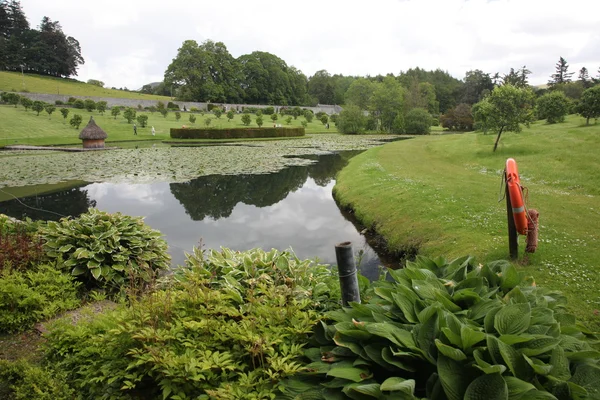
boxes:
[79,116,107,148]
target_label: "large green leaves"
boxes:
[464,373,508,400]
[494,303,531,335]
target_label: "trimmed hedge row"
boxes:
[170,127,305,139]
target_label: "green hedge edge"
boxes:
[170,127,305,139]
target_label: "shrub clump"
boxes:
[0,359,74,399]
[39,209,170,292]
[405,108,432,134]
[0,215,43,272]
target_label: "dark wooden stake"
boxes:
[505,176,518,260]
[335,241,361,306]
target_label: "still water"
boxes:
[0,152,385,279]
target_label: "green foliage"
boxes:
[337,105,366,134]
[320,114,329,125]
[59,107,69,120]
[175,111,181,121]
[536,91,570,124]
[213,108,222,119]
[166,101,179,110]
[159,107,168,118]
[3,92,21,107]
[0,263,81,333]
[271,113,278,122]
[188,113,196,124]
[68,113,82,129]
[576,85,600,125]
[123,107,136,124]
[39,209,170,292]
[110,106,120,119]
[256,116,264,127]
[136,114,148,128]
[72,99,84,109]
[44,247,341,399]
[0,359,74,399]
[83,99,96,112]
[283,255,600,399]
[264,106,275,115]
[226,110,234,121]
[31,100,44,116]
[441,103,474,131]
[286,116,293,125]
[19,97,32,111]
[305,111,314,123]
[370,76,406,132]
[301,120,308,128]
[86,79,104,87]
[345,78,375,110]
[0,216,43,271]
[405,108,433,134]
[204,117,211,127]
[242,113,252,126]
[256,109,263,117]
[96,101,107,115]
[44,105,56,118]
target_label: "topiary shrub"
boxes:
[69,114,82,129]
[39,209,170,292]
[264,106,274,115]
[405,108,432,135]
[241,113,252,126]
[283,255,600,399]
[167,101,179,110]
[72,99,84,109]
[136,114,148,127]
[83,99,96,112]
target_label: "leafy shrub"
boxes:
[44,105,56,118]
[175,111,181,121]
[148,105,157,114]
[337,105,366,134]
[72,99,84,109]
[110,106,120,119]
[213,108,222,118]
[0,263,81,333]
[207,103,216,111]
[159,108,168,118]
[69,114,82,129]
[19,97,32,111]
[136,114,148,127]
[167,101,179,110]
[305,112,314,123]
[83,99,96,112]
[204,117,211,127]
[190,107,199,113]
[67,97,77,104]
[31,101,44,116]
[170,127,305,139]
[0,359,74,399]
[188,113,196,124]
[391,113,405,134]
[256,116,264,127]
[301,120,308,128]
[226,110,234,121]
[0,216,43,271]
[536,91,570,124]
[316,111,327,120]
[283,255,600,399]
[405,108,432,134]
[39,209,170,292]
[264,106,274,115]
[54,100,64,106]
[320,115,329,125]
[44,247,342,399]
[286,116,293,125]
[271,113,278,122]
[96,101,107,115]
[441,103,474,131]
[59,108,69,120]
[330,114,338,123]
[123,107,136,123]
[256,109,263,117]
[4,92,20,107]
[241,113,252,126]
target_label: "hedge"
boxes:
[170,127,305,139]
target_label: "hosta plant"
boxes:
[39,209,170,292]
[281,256,600,399]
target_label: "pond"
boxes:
[0,136,400,279]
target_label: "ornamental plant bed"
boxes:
[170,126,305,139]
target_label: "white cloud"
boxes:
[19,0,600,89]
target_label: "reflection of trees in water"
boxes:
[0,188,96,221]
[170,151,363,221]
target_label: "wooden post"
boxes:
[335,241,361,306]
[506,176,518,260]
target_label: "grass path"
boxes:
[334,115,600,328]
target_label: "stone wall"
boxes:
[13,92,343,115]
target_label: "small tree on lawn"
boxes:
[45,105,56,118]
[214,109,223,119]
[160,108,168,118]
[123,108,136,123]
[70,114,82,129]
[204,118,211,127]
[305,112,313,123]
[175,111,181,121]
[241,113,251,126]
[256,116,263,127]
[32,101,44,116]
[320,115,329,125]
[189,114,196,124]
[149,106,157,114]
[137,114,148,128]
[336,105,366,134]
[271,113,278,123]
[6,93,20,107]
[405,108,432,135]
[301,120,308,128]
[536,91,569,124]
[226,110,234,122]
[96,101,107,115]
[472,85,535,151]
[84,99,96,112]
[286,116,293,125]
[576,85,600,125]
[111,106,121,119]
[20,97,32,111]
[60,108,69,122]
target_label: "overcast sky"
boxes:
[18,0,600,89]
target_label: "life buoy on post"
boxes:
[506,158,528,235]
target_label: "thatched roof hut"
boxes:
[79,116,108,148]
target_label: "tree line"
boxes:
[0,0,84,78]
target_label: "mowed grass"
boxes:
[0,71,172,101]
[0,105,337,147]
[334,115,600,328]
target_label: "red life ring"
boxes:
[506,158,528,235]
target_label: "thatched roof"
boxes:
[79,116,107,140]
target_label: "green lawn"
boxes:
[0,71,172,101]
[0,105,337,147]
[333,115,600,328]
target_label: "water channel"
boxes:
[0,151,389,279]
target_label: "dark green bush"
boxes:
[68,114,82,129]
[282,255,600,399]
[0,359,74,399]
[54,100,63,106]
[336,105,366,134]
[136,114,148,127]
[537,91,570,124]
[0,216,43,272]
[44,247,343,399]
[67,97,77,104]
[83,99,96,112]
[0,263,81,333]
[170,126,305,139]
[264,106,274,115]
[405,108,432,135]
[39,209,170,292]
[167,101,179,110]
[72,99,84,109]
[241,113,252,126]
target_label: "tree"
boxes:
[60,107,69,121]
[204,118,211,127]
[96,101,107,115]
[336,105,366,134]
[69,113,82,129]
[304,111,313,123]
[111,106,120,119]
[576,86,600,125]
[136,114,148,127]
[175,111,181,121]
[83,99,95,112]
[440,103,474,131]
[32,100,44,115]
[213,109,222,119]
[548,57,574,86]
[405,108,432,135]
[241,113,251,126]
[472,85,535,151]
[87,79,104,87]
[256,116,263,127]
[20,96,32,110]
[308,70,336,104]
[502,66,531,88]
[320,115,328,125]
[189,114,196,124]
[536,91,569,124]
[300,120,308,128]
[578,67,592,89]
[270,113,278,123]
[123,108,136,123]
[226,110,234,122]
[345,78,374,110]
[370,76,406,132]
[44,104,55,118]
[5,92,20,107]
[159,108,168,118]
[285,116,292,125]
[461,70,494,105]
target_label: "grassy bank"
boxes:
[0,105,338,147]
[334,115,600,328]
[0,71,171,101]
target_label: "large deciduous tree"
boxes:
[472,85,535,152]
[461,70,494,105]
[536,91,569,124]
[308,70,336,104]
[344,78,375,110]
[370,76,406,133]
[548,57,574,86]
[576,86,600,125]
[336,105,366,134]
